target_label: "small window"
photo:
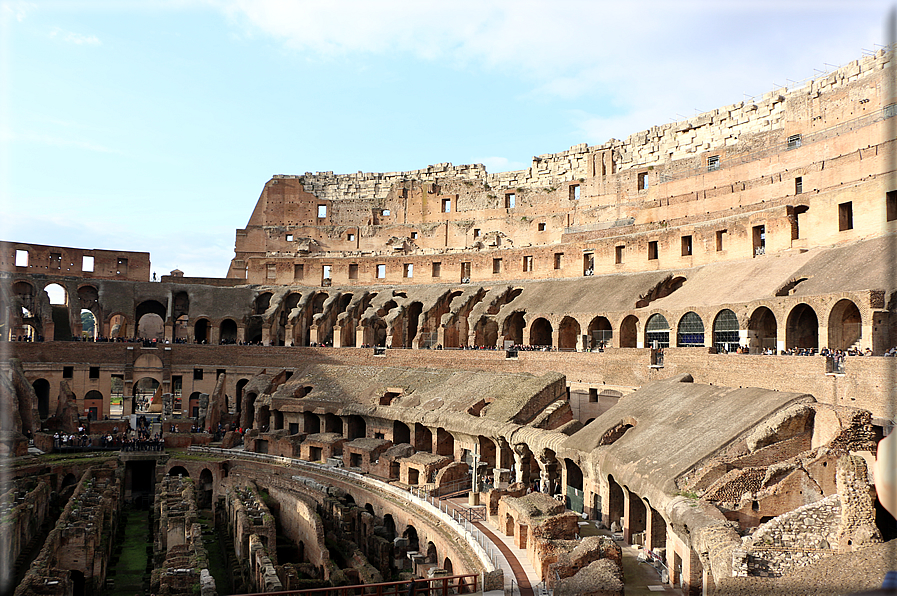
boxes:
[537,222,546,231]
[403,263,413,278]
[267,264,277,279]
[787,134,802,149]
[716,229,727,251]
[795,177,803,194]
[347,233,355,241]
[411,231,418,239]
[707,155,720,172]
[637,172,649,190]
[887,190,897,222]
[82,255,94,272]
[63,366,74,379]
[752,225,766,256]
[839,202,853,231]
[442,198,451,213]
[15,249,28,267]
[89,366,100,379]
[348,264,358,279]
[589,388,598,402]
[382,209,390,216]
[194,368,203,381]
[474,229,481,238]
[583,253,594,276]
[493,258,502,274]
[505,193,516,209]
[523,255,534,272]
[681,235,692,257]
[615,245,624,264]
[294,264,304,280]
[317,205,327,218]
[217,369,226,378]
[460,262,471,282]
[554,253,563,270]
[376,264,386,278]
[570,185,580,200]
[648,241,659,260]
[432,262,441,277]
[322,265,332,279]
[286,234,294,242]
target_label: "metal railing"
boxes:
[233,574,478,596]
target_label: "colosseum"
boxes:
[2,49,896,596]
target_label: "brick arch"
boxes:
[617,314,639,348]
[785,303,819,350]
[827,298,863,351]
[644,311,672,348]
[557,316,582,351]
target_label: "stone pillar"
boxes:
[261,326,272,346]
[551,329,560,351]
[210,324,220,345]
[513,444,528,485]
[332,325,343,348]
[777,323,786,354]
[622,488,634,543]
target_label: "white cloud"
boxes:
[49,26,101,45]
[1,1,34,22]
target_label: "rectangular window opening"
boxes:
[432,262,441,277]
[787,134,802,149]
[716,229,727,251]
[637,172,649,190]
[505,193,516,209]
[583,253,594,276]
[63,366,73,379]
[570,185,581,200]
[347,233,355,241]
[348,264,358,280]
[523,255,533,272]
[442,198,451,213]
[752,225,766,256]
[554,253,563,270]
[376,264,386,279]
[294,264,304,280]
[460,262,471,283]
[707,155,720,172]
[193,368,203,381]
[317,205,327,218]
[795,176,803,195]
[403,263,413,278]
[589,388,598,403]
[382,209,390,216]
[267,263,277,279]
[648,241,659,260]
[473,229,481,238]
[82,255,94,272]
[89,366,99,379]
[286,234,294,242]
[839,202,854,231]
[411,231,418,239]
[887,190,897,222]
[322,265,332,279]
[537,222,546,231]
[615,245,624,264]
[681,235,693,257]
[15,249,28,267]
[493,258,502,274]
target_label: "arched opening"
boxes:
[60,473,78,491]
[619,315,638,348]
[194,319,211,344]
[627,491,647,539]
[645,314,670,348]
[254,292,273,315]
[587,316,613,349]
[33,378,50,419]
[443,557,453,574]
[84,390,103,421]
[393,420,411,444]
[323,413,342,435]
[607,475,624,529]
[564,459,584,514]
[109,313,128,338]
[80,309,97,340]
[435,428,454,457]
[505,514,515,536]
[748,306,777,352]
[473,317,499,348]
[478,436,496,469]
[426,541,437,564]
[382,514,396,540]
[558,316,580,351]
[198,468,213,508]
[404,302,423,347]
[44,283,72,340]
[257,405,270,430]
[44,283,67,305]
[676,311,705,347]
[235,378,249,414]
[403,526,420,551]
[69,570,85,596]
[346,415,366,440]
[220,318,238,343]
[273,410,283,430]
[133,377,161,403]
[168,465,189,477]
[828,299,862,351]
[786,303,819,350]
[303,411,320,434]
[414,423,433,452]
[529,317,553,347]
[136,300,167,340]
[713,309,740,353]
[502,312,526,345]
[244,392,258,428]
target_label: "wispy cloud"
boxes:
[49,26,101,45]
[3,130,118,153]
[1,1,34,23]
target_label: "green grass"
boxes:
[106,509,150,596]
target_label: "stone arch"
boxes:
[84,390,103,421]
[44,283,67,305]
[414,423,432,452]
[828,299,863,351]
[198,468,213,508]
[473,317,499,348]
[443,557,453,574]
[435,428,454,457]
[80,309,98,340]
[235,378,250,414]
[676,311,705,347]
[645,313,670,348]
[558,316,581,351]
[403,525,420,551]
[528,317,552,347]
[382,514,396,540]
[108,312,128,338]
[33,378,50,419]
[254,292,273,315]
[168,465,190,477]
[587,316,613,349]
[393,420,411,444]
[136,299,166,340]
[243,391,258,428]
[502,312,526,345]
[193,318,211,343]
[748,306,777,352]
[346,415,366,440]
[713,309,740,353]
[133,376,161,399]
[786,303,819,350]
[323,413,342,434]
[426,541,437,564]
[606,474,624,529]
[257,405,270,430]
[303,411,320,434]
[619,315,638,348]
[220,318,238,343]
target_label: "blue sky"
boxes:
[1,0,894,278]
